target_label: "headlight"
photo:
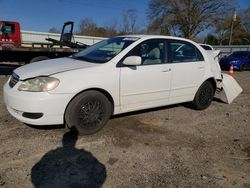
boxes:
[230,60,239,64]
[18,77,60,92]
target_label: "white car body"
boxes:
[3,35,241,127]
[199,43,221,62]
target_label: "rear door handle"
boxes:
[162,68,171,72]
[198,66,205,69]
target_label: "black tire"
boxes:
[30,56,49,63]
[65,91,112,135]
[239,64,245,72]
[193,81,214,110]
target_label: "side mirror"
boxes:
[123,56,141,66]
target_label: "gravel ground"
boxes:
[0,71,249,188]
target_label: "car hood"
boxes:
[14,57,99,80]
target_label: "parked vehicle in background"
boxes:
[219,51,250,71]
[0,21,87,64]
[3,35,242,135]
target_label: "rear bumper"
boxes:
[221,73,242,104]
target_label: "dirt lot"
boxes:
[0,71,249,188]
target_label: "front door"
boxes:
[120,39,172,112]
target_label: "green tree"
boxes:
[147,0,236,39]
[204,34,218,45]
[213,8,250,45]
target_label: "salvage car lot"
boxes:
[0,71,249,187]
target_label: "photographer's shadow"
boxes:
[31,128,106,188]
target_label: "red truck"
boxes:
[0,21,21,47]
[0,21,87,64]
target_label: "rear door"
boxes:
[167,39,206,104]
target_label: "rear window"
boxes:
[200,45,213,51]
[168,40,204,63]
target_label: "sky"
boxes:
[0,0,249,32]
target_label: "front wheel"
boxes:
[65,91,112,135]
[193,81,214,110]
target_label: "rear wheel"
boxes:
[239,64,245,72]
[65,91,112,135]
[193,81,214,110]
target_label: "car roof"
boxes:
[199,43,212,46]
[119,35,200,46]
[122,34,183,40]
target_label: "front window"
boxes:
[72,37,139,63]
[0,22,15,35]
[126,39,166,65]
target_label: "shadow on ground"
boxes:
[26,124,65,130]
[31,128,107,188]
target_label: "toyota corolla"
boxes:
[3,35,242,134]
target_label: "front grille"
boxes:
[9,72,20,88]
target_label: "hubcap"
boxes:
[199,86,212,106]
[79,100,104,130]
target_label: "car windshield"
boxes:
[228,51,249,58]
[72,37,139,63]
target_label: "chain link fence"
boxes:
[213,45,250,56]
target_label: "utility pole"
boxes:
[229,9,237,45]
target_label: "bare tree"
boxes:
[78,18,119,37]
[148,0,236,39]
[103,19,119,37]
[120,9,138,34]
[79,18,97,35]
[48,27,60,33]
[239,8,250,33]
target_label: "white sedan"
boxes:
[3,35,242,134]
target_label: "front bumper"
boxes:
[3,82,74,125]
